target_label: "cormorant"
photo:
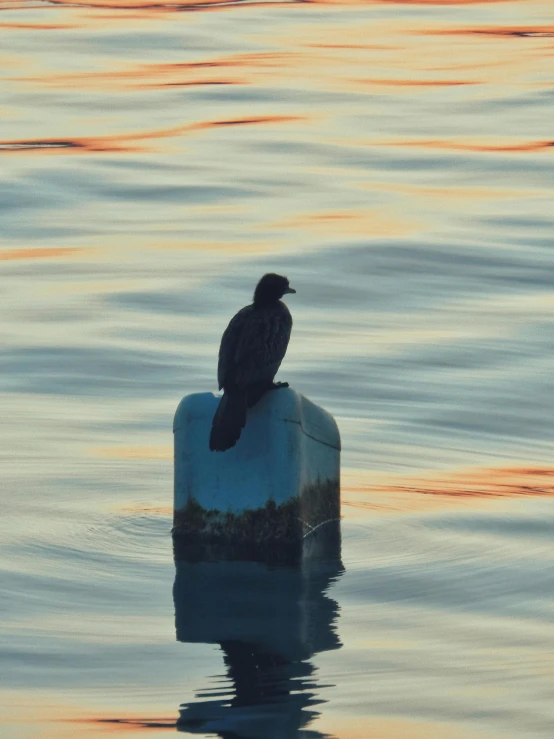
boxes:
[209,273,295,452]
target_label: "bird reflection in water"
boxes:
[173,525,343,738]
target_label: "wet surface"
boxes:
[1,0,554,736]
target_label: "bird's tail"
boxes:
[209,390,247,452]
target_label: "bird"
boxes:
[209,273,295,452]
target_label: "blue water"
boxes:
[1,0,553,736]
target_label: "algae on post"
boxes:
[173,476,340,542]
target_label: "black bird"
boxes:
[209,273,295,452]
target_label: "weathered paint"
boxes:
[173,388,340,550]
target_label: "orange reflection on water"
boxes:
[65,716,175,731]
[428,25,554,38]
[117,504,173,515]
[0,247,83,261]
[267,207,423,239]
[0,694,93,739]
[18,60,246,92]
[389,138,554,154]
[66,712,504,738]
[15,50,305,93]
[358,77,479,87]
[0,115,304,155]
[45,0,256,8]
[343,466,554,516]
[16,0,533,6]
[0,23,77,30]
[283,10,549,97]
[305,0,527,6]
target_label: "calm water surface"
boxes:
[1,0,553,736]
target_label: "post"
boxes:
[173,388,340,558]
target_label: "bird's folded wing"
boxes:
[218,306,291,389]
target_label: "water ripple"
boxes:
[2,0,554,735]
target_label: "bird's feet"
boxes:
[270,381,289,390]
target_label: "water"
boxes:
[1,0,553,736]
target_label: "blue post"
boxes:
[173,388,340,553]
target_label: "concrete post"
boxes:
[173,388,340,554]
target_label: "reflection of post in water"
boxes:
[173,524,343,738]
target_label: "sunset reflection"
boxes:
[390,138,554,154]
[268,208,422,238]
[0,116,304,155]
[343,466,554,515]
[0,247,82,261]
[2,0,554,737]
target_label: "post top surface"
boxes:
[174,388,340,450]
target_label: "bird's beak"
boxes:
[285,287,296,294]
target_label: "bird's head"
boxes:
[253,273,296,306]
